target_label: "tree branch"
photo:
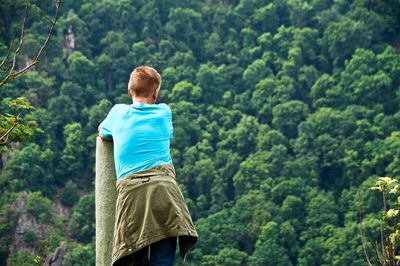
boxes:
[4,0,31,85]
[0,112,21,145]
[358,190,373,266]
[0,0,62,87]
[0,39,14,69]
[383,190,394,264]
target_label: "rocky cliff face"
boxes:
[9,194,52,255]
[64,25,75,56]
[6,192,73,266]
[45,242,68,266]
[0,143,23,174]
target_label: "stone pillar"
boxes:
[95,137,117,266]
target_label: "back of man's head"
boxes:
[128,66,161,98]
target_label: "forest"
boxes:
[1,0,400,265]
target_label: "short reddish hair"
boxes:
[128,66,161,98]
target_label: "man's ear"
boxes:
[153,87,160,100]
[128,88,132,98]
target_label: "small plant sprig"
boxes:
[0,97,43,153]
[362,177,400,265]
[33,231,55,266]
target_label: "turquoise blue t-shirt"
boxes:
[100,103,173,179]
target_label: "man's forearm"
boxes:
[98,124,113,141]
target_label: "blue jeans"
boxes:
[115,237,177,266]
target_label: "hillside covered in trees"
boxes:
[1,0,400,265]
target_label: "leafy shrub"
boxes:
[7,248,35,266]
[69,192,95,243]
[61,180,79,207]
[25,192,52,224]
[0,244,8,265]
[62,241,95,266]
[24,229,37,247]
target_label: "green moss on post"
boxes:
[95,137,117,266]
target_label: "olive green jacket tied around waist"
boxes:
[112,164,198,265]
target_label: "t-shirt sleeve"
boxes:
[169,115,173,141]
[100,105,118,139]
[166,104,173,140]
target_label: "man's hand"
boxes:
[98,124,113,141]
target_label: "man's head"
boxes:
[128,66,162,102]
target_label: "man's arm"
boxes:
[98,123,113,141]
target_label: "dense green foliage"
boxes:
[61,180,79,206]
[25,191,52,223]
[0,97,43,153]
[1,0,400,264]
[7,248,36,266]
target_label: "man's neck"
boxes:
[132,96,155,104]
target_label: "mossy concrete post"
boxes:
[95,137,117,266]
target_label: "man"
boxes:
[99,66,197,266]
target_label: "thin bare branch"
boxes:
[369,238,384,266]
[31,4,53,23]
[0,0,62,87]
[0,111,22,145]
[10,0,30,78]
[0,0,29,87]
[7,60,39,80]
[394,199,399,266]
[0,123,17,145]
[0,39,14,69]
[0,113,20,145]
[32,0,61,63]
[383,190,394,264]
[7,0,61,81]
[359,190,374,266]
[0,62,13,74]
[381,220,387,264]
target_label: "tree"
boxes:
[0,98,42,153]
[6,248,35,266]
[1,143,55,196]
[1,0,400,264]
[297,236,328,266]
[243,59,271,88]
[335,48,398,114]
[233,151,270,196]
[281,195,305,221]
[230,191,278,252]
[248,222,292,266]
[201,248,248,266]
[195,63,228,103]
[60,123,86,182]
[272,100,308,139]
[61,180,79,207]
[62,241,95,266]
[257,129,289,151]
[0,0,61,87]
[67,51,96,87]
[194,209,240,258]
[324,222,365,265]
[251,4,279,34]
[22,71,55,107]
[306,192,339,228]
[169,81,202,103]
[24,229,37,247]
[169,101,201,151]
[0,0,61,151]
[310,73,336,108]
[165,8,203,49]
[323,17,371,66]
[25,191,52,223]
[218,115,259,156]
[69,192,95,243]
